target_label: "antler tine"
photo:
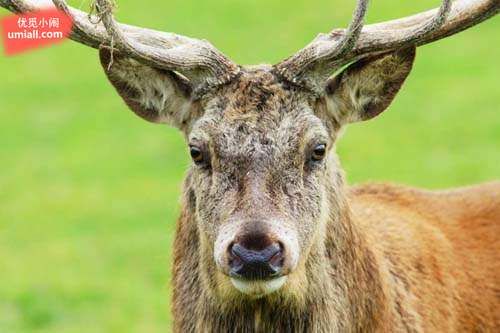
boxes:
[276,0,369,86]
[275,0,499,94]
[387,0,452,47]
[326,0,369,60]
[1,0,239,90]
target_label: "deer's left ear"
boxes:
[322,47,416,126]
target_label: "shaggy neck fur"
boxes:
[172,169,389,332]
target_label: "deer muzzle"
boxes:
[214,219,299,297]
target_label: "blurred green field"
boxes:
[0,0,498,332]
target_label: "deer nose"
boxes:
[228,238,284,280]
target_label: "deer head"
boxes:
[3,0,498,299]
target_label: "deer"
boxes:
[2,0,499,331]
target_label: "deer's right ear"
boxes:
[99,48,197,129]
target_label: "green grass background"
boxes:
[0,0,498,332]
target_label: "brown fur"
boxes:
[99,48,500,332]
[349,182,500,332]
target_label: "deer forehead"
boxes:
[189,68,328,155]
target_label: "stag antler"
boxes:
[275,0,499,93]
[0,0,498,93]
[0,0,240,89]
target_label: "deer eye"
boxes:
[311,144,327,161]
[189,145,204,164]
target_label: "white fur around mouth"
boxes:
[230,276,287,297]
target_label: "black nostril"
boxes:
[228,242,284,280]
[231,242,280,262]
[269,242,284,268]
